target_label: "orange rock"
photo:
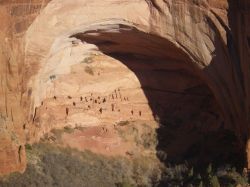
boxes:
[0,0,250,176]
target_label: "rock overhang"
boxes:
[0,0,249,176]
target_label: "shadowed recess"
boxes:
[71,23,244,169]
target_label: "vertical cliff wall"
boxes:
[229,0,250,168]
[0,0,51,175]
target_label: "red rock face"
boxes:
[0,0,249,175]
[0,0,51,175]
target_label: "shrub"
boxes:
[156,150,167,162]
[209,176,220,187]
[0,143,162,187]
[63,126,74,134]
[117,121,130,126]
[85,66,94,75]
[81,57,93,64]
[207,163,213,176]
[25,144,32,150]
[115,181,134,187]
[198,181,204,187]
[49,75,56,80]
[50,129,63,139]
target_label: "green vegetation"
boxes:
[49,74,56,80]
[63,126,74,134]
[48,126,74,141]
[74,126,87,131]
[139,124,158,149]
[0,143,162,187]
[159,162,249,187]
[85,66,94,75]
[116,122,158,150]
[0,122,249,187]
[81,56,93,64]
[25,144,32,150]
[117,120,130,126]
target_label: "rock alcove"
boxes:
[69,22,242,166]
[0,0,249,179]
[25,20,242,168]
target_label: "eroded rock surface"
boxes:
[0,0,249,175]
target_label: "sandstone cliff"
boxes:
[0,0,249,175]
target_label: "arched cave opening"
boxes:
[71,23,244,170]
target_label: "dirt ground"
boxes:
[43,120,158,158]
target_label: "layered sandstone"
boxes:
[24,0,248,144]
[0,0,51,175]
[0,0,249,175]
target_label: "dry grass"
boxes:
[0,143,162,187]
[0,123,248,187]
[116,122,157,150]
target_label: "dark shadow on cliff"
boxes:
[72,25,245,185]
